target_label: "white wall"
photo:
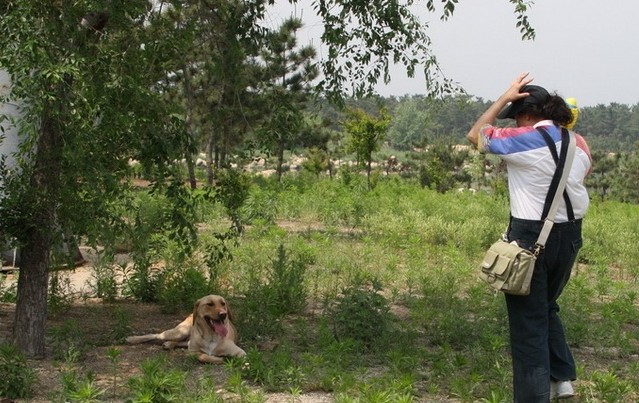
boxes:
[0,68,23,171]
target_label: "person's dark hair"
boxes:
[518,94,573,127]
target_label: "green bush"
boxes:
[48,319,87,362]
[158,266,211,314]
[325,278,391,351]
[123,258,161,303]
[236,244,308,341]
[89,262,119,302]
[58,369,105,403]
[266,244,307,316]
[0,273,17,303]
[127,355,186,403]
[241,346,306,392]
[0,343,36,399]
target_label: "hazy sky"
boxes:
[267,1,639,107]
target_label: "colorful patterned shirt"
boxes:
[479,120,592,221]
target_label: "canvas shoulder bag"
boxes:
[479,128,576,295]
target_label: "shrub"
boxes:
[58,369,105,403]
[0,273,17,303]
[0,343,36,399]
[89,262,119,302]
[123,258,161,303]
[158,266,210,314]
[236,244,308,341]
[127,355,186,403]
[325,277,391,351]
[48,319,87,362]
[266,244,307,316]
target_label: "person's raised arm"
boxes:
[466,72,533,148]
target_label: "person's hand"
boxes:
[501,72,534,103]
[466,72,533,147]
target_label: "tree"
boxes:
[316,0,535,102]
[343,108,390,189]
[163,0,266,185]
[586,150,619,201]
[611,145,639,203]
[416,142,467,193]
[0,1,194,357]
[386,97,434,150]
[256,18,318,182]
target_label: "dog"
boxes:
[126,294,246,364]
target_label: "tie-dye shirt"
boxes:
[479,120,592,221]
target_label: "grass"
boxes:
[2,173,639,402]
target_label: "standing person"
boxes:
[466,72,592,402]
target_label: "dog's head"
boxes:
[192,295,232,338]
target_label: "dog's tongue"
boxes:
[212,321,228,337]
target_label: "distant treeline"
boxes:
[318,95,639,154]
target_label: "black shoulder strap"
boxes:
[537,127,575,221]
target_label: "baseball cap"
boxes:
[497,85,551,119]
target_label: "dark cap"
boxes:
[497,85,551,119]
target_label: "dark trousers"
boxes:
[505,217,582,402]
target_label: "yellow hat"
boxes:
[565,98,579,129]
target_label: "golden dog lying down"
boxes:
[126,295,246,364]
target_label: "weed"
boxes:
[267,244,307,315]
[236,244,308,341]
[123,257,161,303]
[333,371,416,402]
[239,346,306,392]
[158,265,210,313]
[60,371,105,403]
[587,370,633,402]
[386,349,421,375]
[0,343,36,399]
[127,355,187,403]
[325,277,391,351]
[478,390,510,403]
[242,187,279,224]
[184,375,224,402]
[48,270,75,314]
[48,319,87,362]
[88,261,118,302]
[106,347,122,399]
[108,306,133,344]
[0,273,17,302]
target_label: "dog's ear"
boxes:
[225,299,234,323]
[192,298,201,324]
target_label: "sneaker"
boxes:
[550,380,575,399]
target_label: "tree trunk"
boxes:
[206,133,215,186]
[13,103,61,358]
[219,145,227,169]
[276,141,284,182]
[366,156,372,190]
[13,229,51,358]
[182,63,197,190]
[186,157,197,190]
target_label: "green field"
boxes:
[3,173,639,402]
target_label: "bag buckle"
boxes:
[533,244,543,257]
